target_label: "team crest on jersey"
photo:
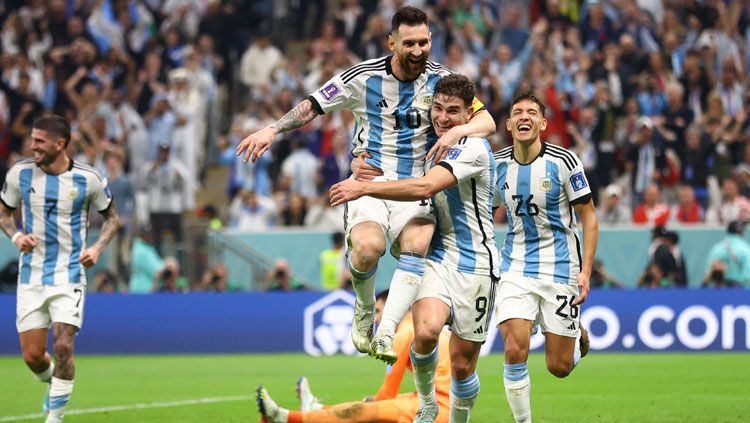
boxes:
[540,178,551,192]
[570,172,588,191]
[69,187,79,199]
[319,82,342,102]
[446,148,461,160]
[419,94,433,108]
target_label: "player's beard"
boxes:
[33,148,58,167]
[398,54,428,79]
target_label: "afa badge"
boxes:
[540,178,551,192]
[68,187,79,200]
[570,172,588,192]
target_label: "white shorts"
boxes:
[494,275,580,338]
[16,284,86,333]
[345,177,434,257]
[416,260,497,343]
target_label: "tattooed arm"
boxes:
[236,99,319,163]
[79,203,122,268]
[0,202,37,253]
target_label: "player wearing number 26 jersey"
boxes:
[493,141,591,285]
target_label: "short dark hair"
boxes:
[391,6,428,34]
[32,115,71,147]
[375,289,389,302]
[510,89,546,117]
[332,231,345,245]
[434,74,475,108]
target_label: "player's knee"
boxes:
[21,345,46,367]
[450,360,475,380]
[503,344,527,364]
[413,326,440,351]
[350,240,385,268]
[546,359,573,378]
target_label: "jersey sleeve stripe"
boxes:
[73,163,105,182]
[342,64,386,84]
[340,57,387,81]
[546,150,575,171]
[547,144,580,167]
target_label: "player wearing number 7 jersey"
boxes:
[492,90,598,423]
[0,115,121,423]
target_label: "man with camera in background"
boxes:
[703,221,750,288]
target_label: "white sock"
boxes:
[349,258,377,308]
[33,361,54,383]
[450,372,480,423]
[410,345,438,407]
[46,377,74,421]
[504,363,531,423]
[375,253,425,338]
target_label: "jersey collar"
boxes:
[511,141,546,165]
[385,55,422,83]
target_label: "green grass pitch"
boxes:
[1,353,748,422]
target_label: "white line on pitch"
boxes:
[0,395,253,421]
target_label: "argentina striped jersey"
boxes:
[309,55,452,180]
[1,159,113,285]
[429,137,499,278]
[494,143,592,285]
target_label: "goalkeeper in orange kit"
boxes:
[257,290,451,423]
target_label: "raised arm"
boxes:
[572,199,598,305]
[426,109,496,162]
[330,164,457,205]
[236,99,319,163]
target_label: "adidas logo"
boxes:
[567,322,576,331]
[473,326,484,335]
[500,182,509,190]
[376,99,388,108]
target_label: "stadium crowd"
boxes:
[1,0,749,292]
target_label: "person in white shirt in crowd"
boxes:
[229,189,278,231]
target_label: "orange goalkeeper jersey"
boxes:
[373,315,451,402]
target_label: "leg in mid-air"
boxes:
[347,222,386,353]
[45,323,78,423]
[371,218,434,364]
[499,318,534,423]
[410,297,450,423]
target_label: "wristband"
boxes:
[11,232,22,244]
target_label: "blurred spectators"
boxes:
[671,185,705,224]
[141,142,191,257]
[1,0,750,291]
[598,184,630,225]
[633,183,670,226]
[93,270,118,294]
[152,256,189,293]
[129,225,163,294]
[704,221,750,288]
[196,263,234,292]
[319,232,346,291]
[262,259,307,292]
[590,259,623,289]
[229,189,278,231]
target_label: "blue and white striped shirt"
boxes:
[1,159,113,285]
[309,56,452,180]
[494,143,592,285]
[429,137,499,278]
